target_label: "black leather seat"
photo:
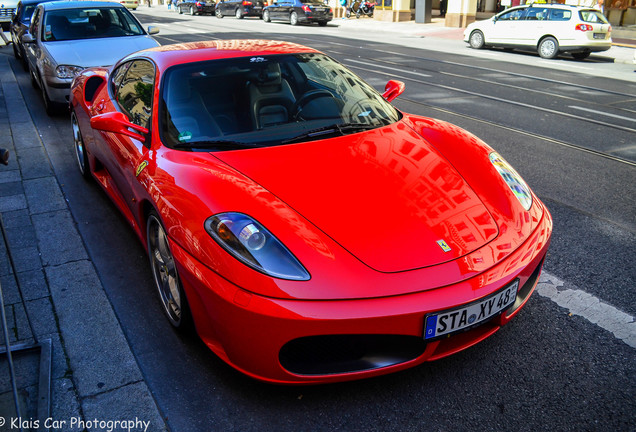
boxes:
[165,77,222,142]
[247,63,295,130]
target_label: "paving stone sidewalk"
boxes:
[0,52,167,432]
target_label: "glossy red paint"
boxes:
[70,40,552,384]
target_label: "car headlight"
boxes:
[489,152,533,211]
[205,212,310,281]
[55,65,85,79]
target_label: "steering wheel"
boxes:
[292,89,334,121]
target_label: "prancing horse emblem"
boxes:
[136,160,148,177]
[436,239,451,253]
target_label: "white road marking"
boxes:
[345,59,432,77]
[537,272,636,349]
[569,105,636,123]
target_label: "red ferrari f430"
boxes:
[70,40,552,384]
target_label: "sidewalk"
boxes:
[0,53,167,432]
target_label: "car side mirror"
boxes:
[382,80,405,102]
[147,25,160,35]
[90,112,148,143]
[22,33,35,44]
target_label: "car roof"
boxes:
[124,40,322,70]
[522,2,596,8]
[40,0,126,10]
[17,0,53,6]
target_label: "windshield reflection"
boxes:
[159,53,401,150]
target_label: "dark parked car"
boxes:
[177,0,215,15]
[263,0,332,26]
[215,0,265,19]
[10,0,53,69]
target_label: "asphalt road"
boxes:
[9,10,636,431]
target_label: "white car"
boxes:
[464,4,612,60]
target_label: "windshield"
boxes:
[42,7,144,42]
[159,53,401,150]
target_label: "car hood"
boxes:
[215,121,499,273]
[44,36,159,67]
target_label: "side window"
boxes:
[524,7,549,21]
[111,61,132,94]
[497,8,525,21]
[116,60,156,130]
[549,9,571,21]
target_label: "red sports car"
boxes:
[70,40,552,384]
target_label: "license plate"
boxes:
[424,280,519,340]
[315,7,325,11]
[593,33,606,39]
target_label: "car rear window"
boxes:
[579,9,609,24]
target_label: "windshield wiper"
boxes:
[281,123,379,145]
[173,140,256,150]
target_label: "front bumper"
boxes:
[172,205,552,384]
[44,75,72,104]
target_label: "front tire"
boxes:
[189,5,195,15]
[235,8,243,18]
[178,5,183,13]
[538,36,559,59]
[263,9,270,21]
[290,11,298,25]
[215,7,223,17]
[71,111,90,179]
[469,30,485,49]
[147,212,192,330]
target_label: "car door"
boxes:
[222,0,238,14]
[277,0,293,19]
[98,59,156,217]
[517,7,551,45]
[487,7,527,45]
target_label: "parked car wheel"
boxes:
[71,111,90,179]
[20,48,29,72]
[178,5,183,13]
[469,30,485,49]
[290,11,298,25]
[38,75,57,116]
[235,8,243,18]
[147,212,192,329]
[538,36,559,59]
[12,40,19,59]
[215,7,223,17]
[190,5,195,14]
[30,68,39,89]
[263,9,271,21]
